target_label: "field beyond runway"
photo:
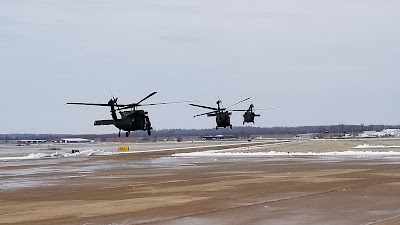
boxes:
[0,139,400,225]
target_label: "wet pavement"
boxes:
[0,141,400,225]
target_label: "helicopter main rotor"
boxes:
[67,92,195,111]
[190,97,250,118]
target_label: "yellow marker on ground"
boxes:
[118,146,130,151]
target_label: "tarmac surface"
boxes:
[1,140,400,225]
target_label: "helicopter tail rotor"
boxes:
[109,88,123,115]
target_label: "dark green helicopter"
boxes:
[190,97,250,129]
[233,104,280,125]
[67,92,188,137]
[232,104,260,125]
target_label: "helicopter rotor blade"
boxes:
[226,97,251,109]
[137,92,157,105]
[140,100,197,107]
[66,102,129,107]
[118,100,197,110]
[108,88,116,101]
[231,107,280,112]
[193,111,214,117]
[231,109,247,112]
[266,107,281,110]
[189,103,219,111]
[115,92,158,110]
[66,102,111,106]
[256,107,281,110]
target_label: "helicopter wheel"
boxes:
[118,130,121,137]
[147,129,151,136]
[216,126,218,130]
[230,125,233,129]
[126,131,130,137]
[243,121,245,125]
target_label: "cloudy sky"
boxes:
[1,0,399,134]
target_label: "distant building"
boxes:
[294,133,320,140]
[343,133,353,138]
[202,135,237,140]
[379,129,400,137]
[102,137,140,143]
[357,129,400,138]
[53,138,91,144]
[357,131,379,138]
[17,140,47,145]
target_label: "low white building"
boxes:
[357,131,379,138]
[357,129,400,138]
[294,133,320,140]
[378,129,400,137]
[17,140,47,145]
[343,134,353,138]
[53,138,92,144]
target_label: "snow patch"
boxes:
[0,149,114,161]
[174,150,400,157]
[353,144,400,149]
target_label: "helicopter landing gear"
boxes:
[118,130,121,137]
[126,131,130,137]
[147,129,151,136]
[230,125,233,129]
[243,121,245,125]
[216,126,218,130]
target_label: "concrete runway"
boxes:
[0,140,400,225]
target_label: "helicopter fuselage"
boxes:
[243,112,260,124]
[94,109,152,136]
[208,112,232,128]
[114,110,151,132]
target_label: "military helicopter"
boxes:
[233,104,280,125]
[232,104,260,125]
[190,97,250,129]
[67,92,188,137]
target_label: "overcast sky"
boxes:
[1,0,399,134]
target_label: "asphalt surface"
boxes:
[0,141,399,225]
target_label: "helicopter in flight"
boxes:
[67,92,188,137]
[190,97,250,129]
[232,104,260,125]
[233,104,280,125]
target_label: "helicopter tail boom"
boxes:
[94,120,115,126]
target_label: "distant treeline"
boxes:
[1,124,399,140]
